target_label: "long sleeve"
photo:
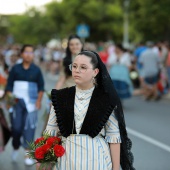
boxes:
[105,111,122,143]
[5,67,15,92]
[37,69,45,92]
[44,106,60,137]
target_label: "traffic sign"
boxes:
[76,24,90,38]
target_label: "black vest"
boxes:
[51,86,115,138]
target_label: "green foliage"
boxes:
[6,0,124,43]
[130,0,170,42]
[8,7,56,44]
[2,0,170,44]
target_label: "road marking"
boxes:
[127,127,170,153]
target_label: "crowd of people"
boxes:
[0,35,170,169]
[1,39,170,101]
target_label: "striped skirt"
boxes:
[56,135,112,170]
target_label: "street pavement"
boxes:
[0,71,170,170]
[124,96,170,170]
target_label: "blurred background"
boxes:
[0,0,170,170]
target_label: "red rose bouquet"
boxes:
[27,133,65,170]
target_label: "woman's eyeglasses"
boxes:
[69,64,93,73]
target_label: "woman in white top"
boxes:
[107,44,133,100]
[55,34,83,89]
[45,51,135,170]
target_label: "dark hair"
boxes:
[20,44,34,54]
[115,43,125,52]
[78,51,98,69]
[63,35,83,78]
[77,51,100,86]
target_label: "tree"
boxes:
[45,0,123,42]
[5,0,170,45]
[130,0,170,42]
[8,7,56,44]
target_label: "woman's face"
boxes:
[69,38,83,55]
[72,55,99,89]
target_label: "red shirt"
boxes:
[98,51,108,64]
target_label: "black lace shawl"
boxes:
[51,86,115,138]
[81,51,135,170]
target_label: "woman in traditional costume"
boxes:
[45,51,135,170]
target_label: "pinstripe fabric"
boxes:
[44,86,121,170]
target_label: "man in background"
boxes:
[6,44,44,165]
[139,41,160,100]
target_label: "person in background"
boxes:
[107,44,133,102]
[133,42,147,88]
[44,35,83,133]
[0,53,10,153]
[8,50,20,71]
[139,41,160,100]
[5,44,44,165]
[42,35,83,134]
[55,34,83,89]
[44,50,135,170]
[98,44,109,64]
[134,42,147,71]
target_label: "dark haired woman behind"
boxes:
[45,51,135,170]
[55,35,83,89]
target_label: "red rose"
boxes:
[34,137,45,145]
[35,147,45,160]
[46,137,61,146]
[53,144,65,157]
[41,144,51,153]
[46,137,56,146]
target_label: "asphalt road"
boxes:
[124,96,170,170]
[0,71,169,170]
